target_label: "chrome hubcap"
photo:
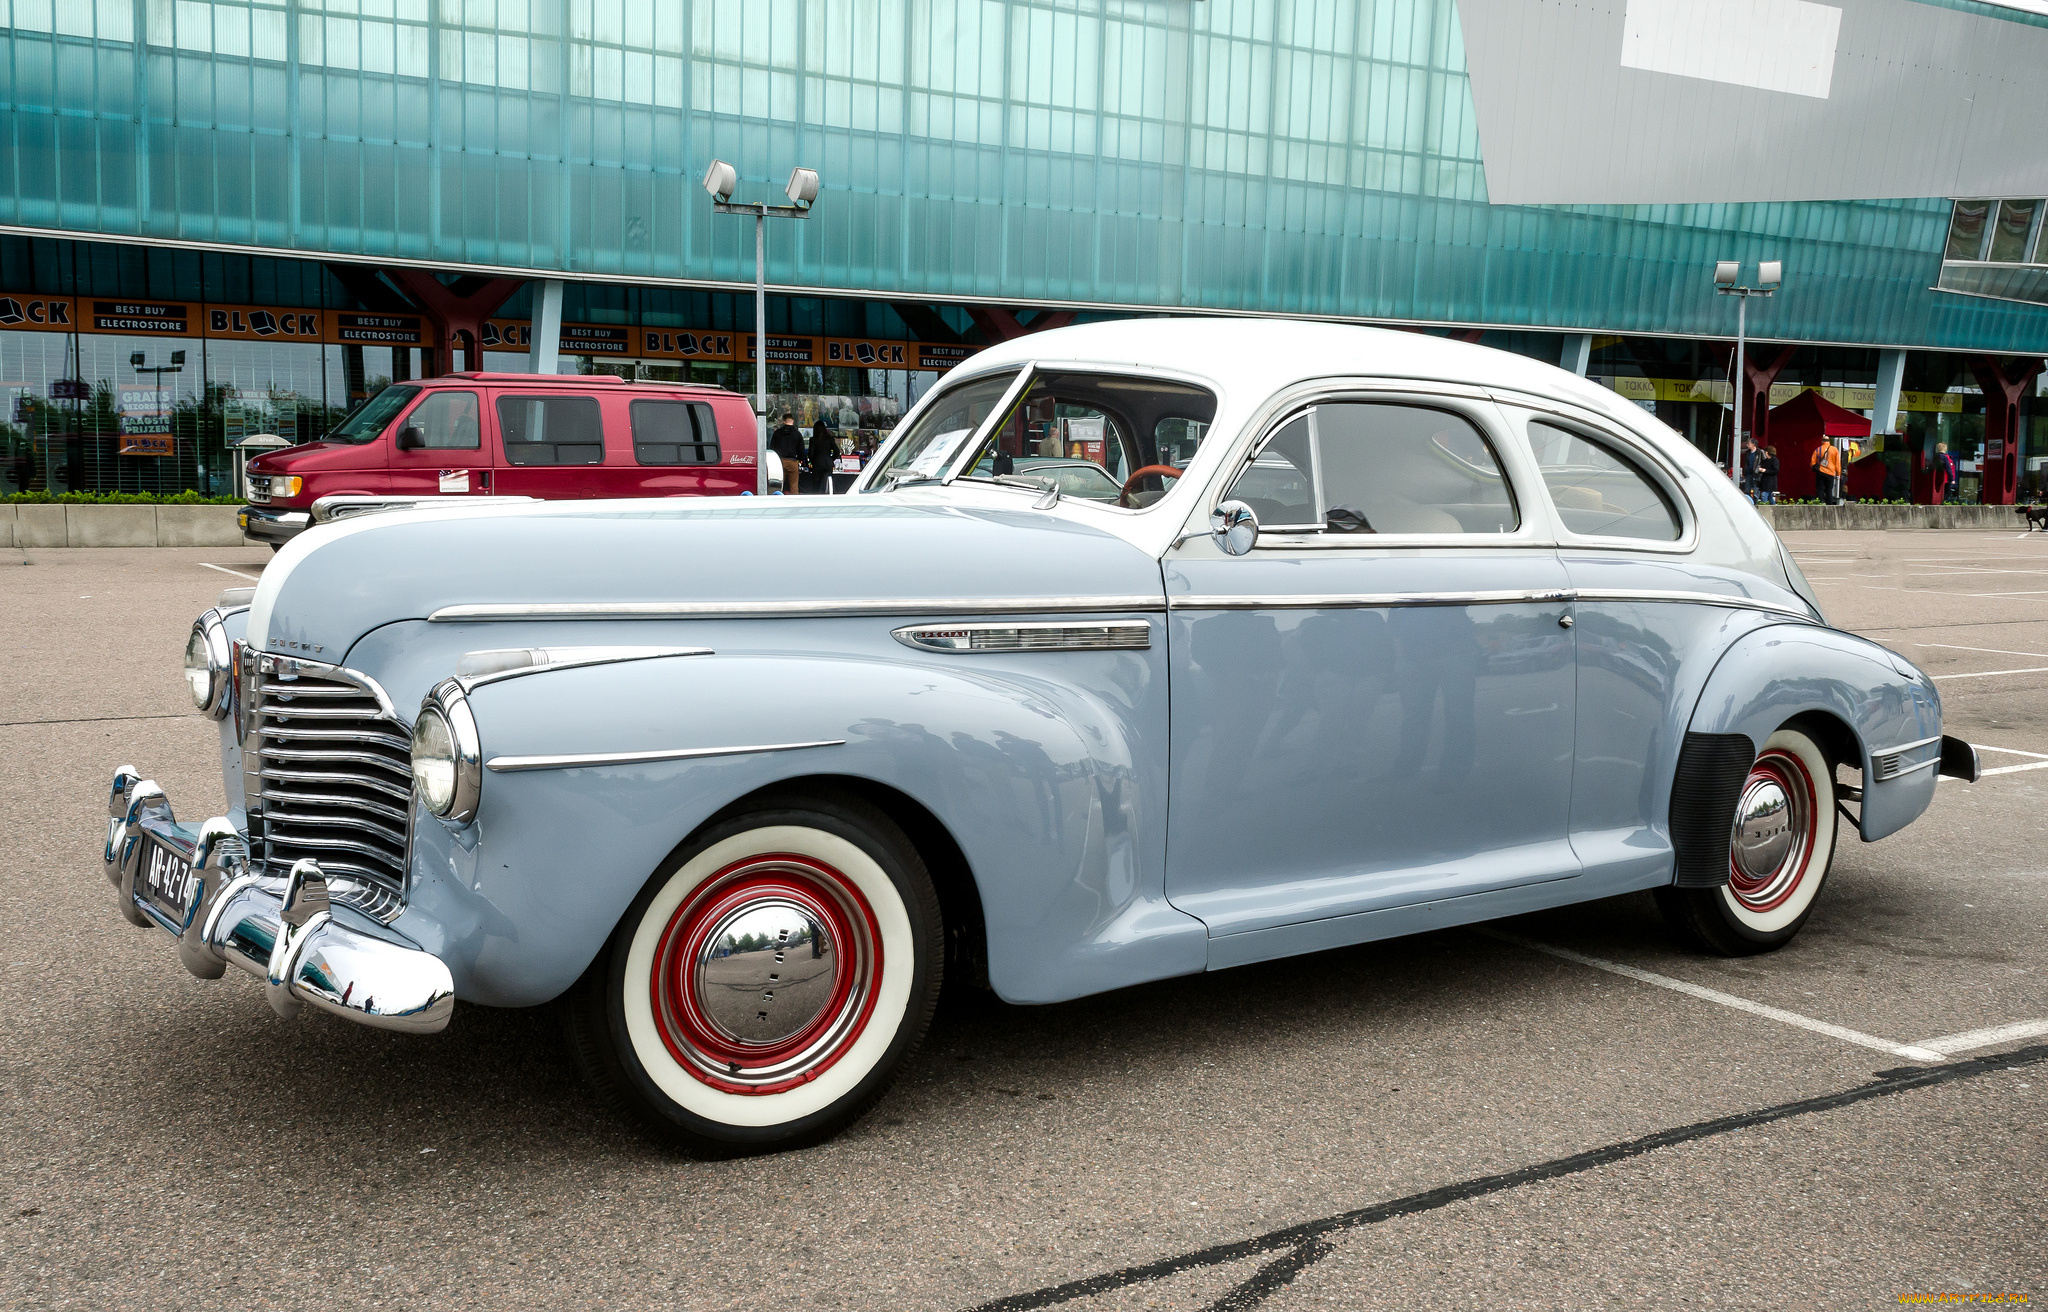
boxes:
[694,901,836,1045]
[1732,779,1793,877]
[1727,751,1815,912]
[650,855,882,1094]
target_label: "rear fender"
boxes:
[398,647,1201,1007]
[1686,624,1941,844]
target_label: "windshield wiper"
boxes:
[992,473,1061,508]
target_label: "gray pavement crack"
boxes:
[959,1042,2048,1312]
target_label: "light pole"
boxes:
[704,160,819,496]
[1713,260,1780,484]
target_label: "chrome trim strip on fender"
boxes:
[1170,590,1574,611]
[1871,733,1944,756]
[454,645,715,690]
[1168,588,1815,619]
[893,621,1152,653]
[431,597,1166,622]
[1570,588,1815,620]
[485,739,847,773]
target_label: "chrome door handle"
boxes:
[1558,614,1574,629]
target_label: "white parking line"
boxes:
[1476,929,1946,1063]
[199,562,260,581]
[1932,666,2048,681]
[1912,1019,2048,1056]
[1916,643,2048,660]
[1972,744,2048,759]
[1941,758,2048,782]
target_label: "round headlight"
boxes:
[411,707,458,816]
[183,629,215,709]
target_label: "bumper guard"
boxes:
[104,767,454,1034]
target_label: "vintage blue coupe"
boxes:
[108,320,1976,1153]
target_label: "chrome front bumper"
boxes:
[238,504,311,544]
[103,767,454,1034]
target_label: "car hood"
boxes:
[248,497,1166,661]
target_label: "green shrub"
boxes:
[3,490,242,505]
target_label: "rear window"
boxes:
[632,400,721,465]
[498,395,605,466]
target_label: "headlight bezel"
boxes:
[184,610,233,720]
[412,679,482,824]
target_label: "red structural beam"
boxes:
[1970,356,2045,506]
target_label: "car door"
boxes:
[1164,390,1579,950]
[388,387,491,497]
[1502,401,1792,888]
[492,390,608,499]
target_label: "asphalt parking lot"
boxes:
[3,530,2043,1311]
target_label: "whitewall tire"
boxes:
[1656,727,1838,956]
[566,791,943,1155]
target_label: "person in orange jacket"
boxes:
[1811,438,1843,504]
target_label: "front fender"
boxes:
[398,640,1201,1008]
[1686,624,1942,843]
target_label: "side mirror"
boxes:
[1211,500,1259,556]
[395,426,425,451]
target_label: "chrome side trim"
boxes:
[311,493,540,524]
[1170,590,1574,611]
[1876,754,1940,781]
[1871,733,1944,757]
[486,739,846,773]
[430,597,1165,622]
[1571,588,1814,620]
[455,645,715,690]
[893,621,1152,653]
[1168,588,1815,619]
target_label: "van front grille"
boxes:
[242,653,412,922]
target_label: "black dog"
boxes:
[2018,505,2048,531]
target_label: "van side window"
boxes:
[406,391,481,450]
[632,401,721,465]
[498,395,605,466]
[1528,420,1681,541]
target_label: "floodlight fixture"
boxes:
[1713,261,1740,288]
[130,351,145,367]
[170,349,186,366]
[785,167,819,208]
[1758,260,1782,289]
[702,159,737,202]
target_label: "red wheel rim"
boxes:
[649,854,883,1095]
[1727,749,1818,913]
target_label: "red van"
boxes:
[240,373,764,547]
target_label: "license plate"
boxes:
[136,836,196,927]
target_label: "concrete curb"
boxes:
[1756,504,2020,531]
[1,503,252,548]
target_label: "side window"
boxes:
[1528,420,1681,542]
[498,395,605,466]
[1227,403,1517,535]
[632,400,721,465]
[405,390,481,450]
[1223,415,1315,527]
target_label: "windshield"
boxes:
[866,368,1219,509]
[325,384,421,445]
[864,371,1021,486]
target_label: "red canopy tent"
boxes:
[1766,390,1875,500]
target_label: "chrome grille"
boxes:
[243,653,411,922]
[247,475,271,503]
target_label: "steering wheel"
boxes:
[1118,464,1183,508]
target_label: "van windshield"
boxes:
[326,385,420,445]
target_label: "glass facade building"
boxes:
[2,0,2044,498]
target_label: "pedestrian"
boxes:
[1758,444,1779,503]
[769,410,805,494]
[1811,437,1843,505]
[1930,441,1957,505]
[807,410,838,494]
[1740,438,1761,501]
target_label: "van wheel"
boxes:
[1656,727,1838,956]
[564,791,943,1156]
